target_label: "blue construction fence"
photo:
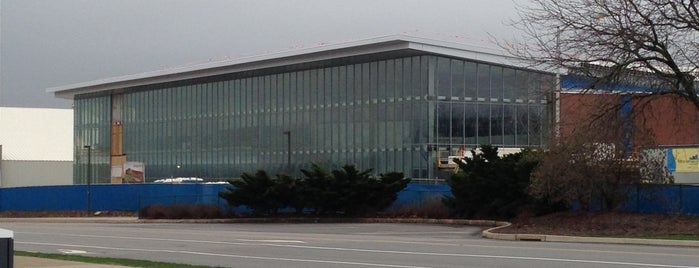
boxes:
[620,184,699,215]
[0,183,696,215]
[0,183,451,212]
[0,183,228,211]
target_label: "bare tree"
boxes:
[509,1,698,208]
[530,104,650,210]
[510,0,699,111]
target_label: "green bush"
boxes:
[219,163,410,216]
[444,145,539,219]
[270,173,305,214]
[218,170,278,215]
[299,164,341,215]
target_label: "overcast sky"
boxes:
[1,0,524,109]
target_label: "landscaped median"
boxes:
[482,221,699,247]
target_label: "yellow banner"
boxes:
[672,148,699,172]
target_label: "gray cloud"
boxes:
[1,0,522,108]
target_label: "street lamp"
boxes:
[282,131,291,170]
[83,145,92,216]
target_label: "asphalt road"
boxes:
[3,222,699,268]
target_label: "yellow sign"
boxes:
[672,148,699,172]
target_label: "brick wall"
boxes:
[559,93,699,147]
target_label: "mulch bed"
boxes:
[498,211,699,237]
[0,211,136,218]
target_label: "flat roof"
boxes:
[49,35,540,100]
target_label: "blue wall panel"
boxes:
[620,185,699,216]
[0,184,228,212]
[0,185,85,211]
[681,186,699,215]
[391,183,451,209]
[1,183,698,216]
[0,183,446,212]
[638,186,682,214]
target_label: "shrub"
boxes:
[299,164,340,215]
[444,145,540,219]
[270,173,305,214]
[530,143,642,211]
[218,170,278,216]
[300,164,411,216]
[219,163,411,216]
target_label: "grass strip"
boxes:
[15,250,223,268]
[634,234,699,241]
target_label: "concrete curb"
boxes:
[0,217,503,226]
[136,217,506,225]
[482,222,699,247]
[3,217,698,247]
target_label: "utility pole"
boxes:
[283,131,291,170]
[84,145,92,216]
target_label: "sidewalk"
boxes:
[15,256,132,268]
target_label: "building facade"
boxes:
[0,107,73,187]
[53,36,556,184]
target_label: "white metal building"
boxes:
[0,107,73,187]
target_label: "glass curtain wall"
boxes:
[119,56,431,181]
[434,57,554,159]
[72,55,555,183]
[74,96,111,184]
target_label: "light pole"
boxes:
[282,131,291,170]
[84,145,92,216]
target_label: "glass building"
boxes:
[53,36,556,184]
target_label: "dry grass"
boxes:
[499,211,699,237]
[384,195,452,219]
[138,204,227,219]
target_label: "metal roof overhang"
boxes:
[48,35,531,100]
